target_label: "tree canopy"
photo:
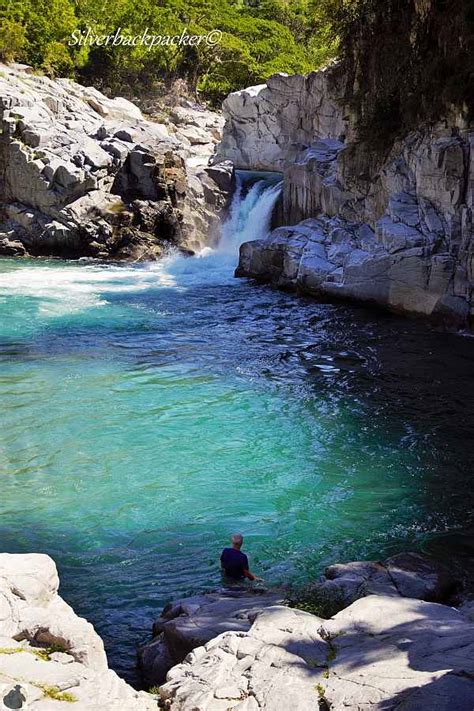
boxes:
[0,0,339,102]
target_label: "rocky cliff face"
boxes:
[0,63,232,261]
[0,553,156,710]
[216,67,474,326]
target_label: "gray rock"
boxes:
[138,588,284,687]
[317,551,455,606]
[159,605,328,711]
[384,552,456,601]
[458,600,474,621]
[158,595,474,711]
[0,235,27,256]
[0,62,231,260]
[218,63,474,326]
[215,66,347,172]
[375,216,426,253]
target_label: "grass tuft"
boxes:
[39,685,77,703]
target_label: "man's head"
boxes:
[231,533,243,549]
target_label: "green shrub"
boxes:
[286,584,347,619]
[0,19,27,62]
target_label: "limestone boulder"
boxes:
[0,554,157,711]
[320,551,456,604]
[383,552,456,601]
[158,596,474,711]
[160,605,328,711]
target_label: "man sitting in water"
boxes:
[220,533,263,582]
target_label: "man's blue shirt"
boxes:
[220,547,249,579]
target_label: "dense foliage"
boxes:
[2,0,471,133]
[0,0,338,102]
[325,0,474,143]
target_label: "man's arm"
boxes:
[243,555,264,582]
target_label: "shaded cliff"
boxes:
[330,0,474,145]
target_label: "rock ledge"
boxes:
[0,553,156,710]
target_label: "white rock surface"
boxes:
[215,70,346,172]
[0,553,156,710]
[0,63,231,259]
[140,551,457,696]
[159,596,474,711]
[138,588,284,687]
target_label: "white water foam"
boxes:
[0,175,282,317]
[157,175,283,288]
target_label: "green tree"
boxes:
[0,0,340,100]
[0,18,26,62]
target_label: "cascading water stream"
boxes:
[0,172,282,318]
[218,173,283,254]
[0,171,282,332]
[154,171,282,288]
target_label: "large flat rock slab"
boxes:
[139,551,456,691]
[159,595,474,711]
[138,588,284,687]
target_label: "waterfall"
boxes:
[218,172,283,255]
[153,171,283,288]
[0,173,283,317]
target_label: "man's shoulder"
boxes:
[221,547,246,559]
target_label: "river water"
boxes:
[0,173,473,683]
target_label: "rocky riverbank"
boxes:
[138,551,474,710]
[216,67,474,327]
[0,553,156,710]
[2,551,473,710]
[0,63,233,261]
